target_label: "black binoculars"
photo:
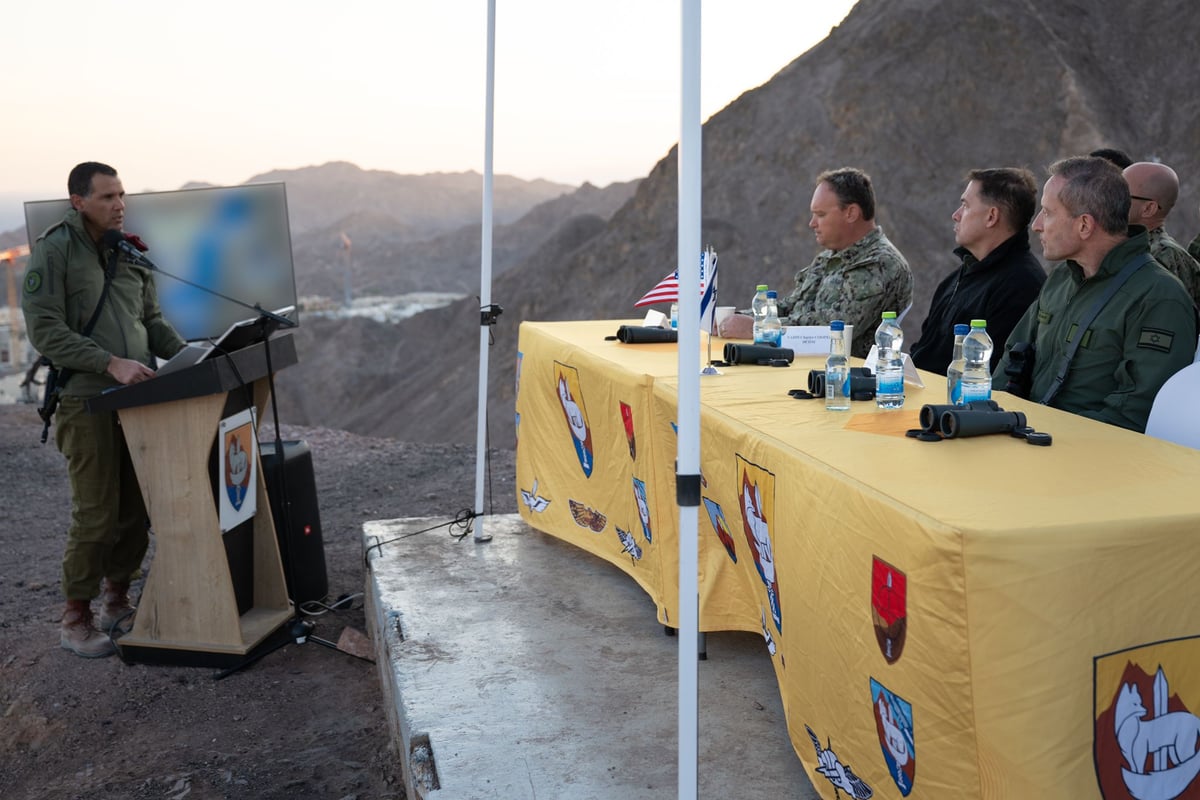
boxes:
[917,400,1000,433]
[807,367,876,399]
[937,406,1027,439]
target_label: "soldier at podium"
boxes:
[21,162,186,658]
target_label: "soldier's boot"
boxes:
[60,600,116,658]
[98,579,136,634]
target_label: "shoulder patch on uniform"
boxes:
[23,270,42,295]
[1137,327,1174,353]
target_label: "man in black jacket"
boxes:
[910,168,1047,374]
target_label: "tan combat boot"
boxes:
[61,600,116,658]
[99,579,136,634]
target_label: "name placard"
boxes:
[781,325,843,356]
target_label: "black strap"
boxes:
[1039,252,1153,405]
[37,248,119,442]
[52,248,119,389]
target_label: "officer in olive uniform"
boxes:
[21,162,185,657]
[994,157,1197,433]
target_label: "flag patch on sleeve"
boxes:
[1137,327,1174,353]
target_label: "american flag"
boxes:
[634,271,680,307]
[634,248,717,312]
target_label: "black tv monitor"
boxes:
[24,182,298,342]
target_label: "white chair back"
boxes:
[1145,362,1200,449]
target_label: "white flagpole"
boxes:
[473,0,497,543]
[677,1,701,797]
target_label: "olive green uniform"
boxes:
[21,209,184,600]
[777,227,913,358]
[993,228,1197,432]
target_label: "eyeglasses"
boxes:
[1130,195,1156,203]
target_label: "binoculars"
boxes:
[807,367,876,399]
[918,401,1027,439]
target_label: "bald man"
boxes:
[1124,161,1200,305]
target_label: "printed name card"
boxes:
[781,325,844,356]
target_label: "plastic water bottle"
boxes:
[959,319,993,403]
[760,290,782,346]
[669,302,678,329]
[946,323,969,404]
[751,285,770,343]
[874,310,905,409]
[825,320,851,411]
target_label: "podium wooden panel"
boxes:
[88,335,299,667]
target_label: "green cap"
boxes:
[756,284,769,291]
[970,319,987,328]
[881,311,897,320]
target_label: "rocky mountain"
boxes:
[275,0,1200,446]
[248,161,572,236]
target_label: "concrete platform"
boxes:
[363,514,819,800]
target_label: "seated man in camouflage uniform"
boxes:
[1123,161,1200,307]
[719,167,912,358]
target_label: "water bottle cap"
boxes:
[756,284,769,291]
[970,319,987,328]
[953,323,970,335]
[766,290,778,298]
[830,320,845,331]
[881,311,898,320]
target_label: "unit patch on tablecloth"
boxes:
[519,479,550,514]
[1095,635,1200,800]
[619,400,636,460]
[632,476,652,544]
[871,678,916,796]
[702,497,736,563]
[554,361,593,477]
[871,556,907,664]
[805,724,874,799]
[737,455,780,634]
[615,525,643,562]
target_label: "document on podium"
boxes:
[154,306,296,376]
[155,341,215,376]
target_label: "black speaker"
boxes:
[259,440,329,605]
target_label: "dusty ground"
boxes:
[0,402,517,800]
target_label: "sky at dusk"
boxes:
[1,1,855,232]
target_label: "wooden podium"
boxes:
[88,334,299,667]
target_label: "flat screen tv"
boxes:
[24,182,298,342]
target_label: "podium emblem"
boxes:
[218,408,258,532]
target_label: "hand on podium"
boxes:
[106,355,156,385]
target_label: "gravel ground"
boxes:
[0,402,517,800]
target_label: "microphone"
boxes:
[101,229,158,271]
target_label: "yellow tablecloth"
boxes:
[515,319,1200,799]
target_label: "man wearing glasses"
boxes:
[992,156,1196,432]
[1123,161,1200,306]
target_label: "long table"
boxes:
[514,319,1200,799]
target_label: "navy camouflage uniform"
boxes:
[1147,227,1200,307]
[776,227,913,358]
